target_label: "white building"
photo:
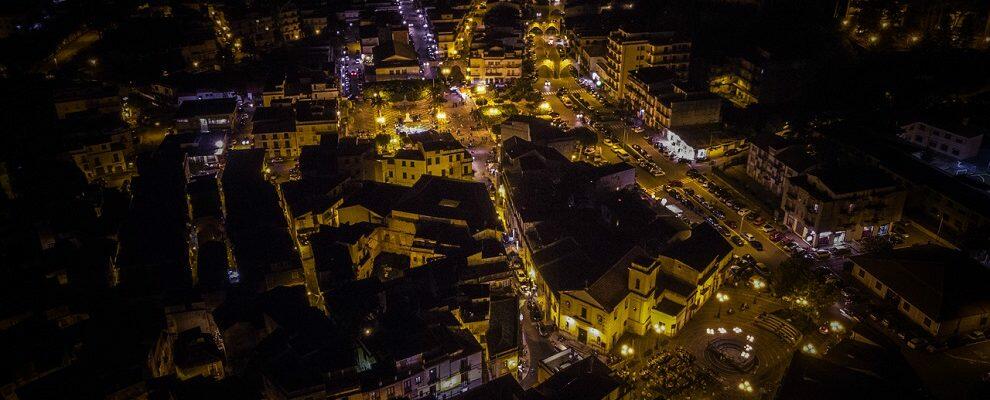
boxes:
[900,120,984,160]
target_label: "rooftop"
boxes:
[850,245,990,320]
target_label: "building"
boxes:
[625,67,721,130]
[371,40,421,81]
[746,135,818,197]
[381,131,474,186]
[899,120,985,160]
[781,167,906,248]
[850,245,990,338]
[261,69,338,106]
[468,44,523,85]
[53,84,121,120]
[538,223,733,350]
[251,100,337,159]
[499,115,579,159]
[657,125,742,162]
[67,129,136,185]
[599,28,690,100]
[174,98,238,134]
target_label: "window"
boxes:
[923,318,932,327]
[402,161,407,167]
[858,269,866,278]
[283,132,289,139]
[463,165,469,175]
[427,158,432,165]
[435,156,440,164]
[581,307,587,319]
[403,172,407,179]
[981,316,988,326]
[874,281,883,291]
[902,302,911,312]
[634,278,640,290]
[597,315,604,324]
[410,161,415,167]
[456,153,462,161]
[389,171,394,178]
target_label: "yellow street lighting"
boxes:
[881,21,889,29]
[441,67,451,76]
[484,107,501,117]
[751,277,766,290]
[716,292,729,303]
[436,110,447,120]
[652,323,666,334]
[802,343,817,354]
[315,28,321,35]
[475,84,487,94]
[829,321,845,333]
[375,116,387,125]
[738,380,754,393]
[538,101,551,112]
[869,35,878,43]
[841,19,849,26]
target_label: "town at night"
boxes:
[1,0,990,399]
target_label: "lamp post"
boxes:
[716,292,729,319]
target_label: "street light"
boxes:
[716,292,729,319]
[538,101,551,113]
[738,380,754,393]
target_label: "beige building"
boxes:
[468,44,523,85]
[381,132,474,187]
[535,224,733,351]
[625,67,721,130]
[252,100,337,159]
[851,245,990,338]
[782,167,906,248]
[745,135,818,197]
[900,120,984,160]
[262,70,338,106]
[599,28,690,100]
[68,130,136,186]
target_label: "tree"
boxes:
[374,134,391,149]
[770,256,811,296]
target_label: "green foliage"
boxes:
[364,80,431,102]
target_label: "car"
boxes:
[761,223,774,232]
[515,269,527,282]
[749,240,764,251]
[631,126,645,133]
[561,97,574,108]
[966,330,986,341]
[725,220,739,229]
[744,233,756,242]
[815,249,831,260]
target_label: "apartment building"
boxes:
[900,120,984,160]
[468,44,523,85]
[781,167,906,248]
[261,69,338,106]
[174,97,238,134]
[625,67,721,130]
[599,28,690,99]
[381,131,474,186]
[68,130,136,185]
[851,245,990,338]
[252,100,336,159]
[746,135,818,197]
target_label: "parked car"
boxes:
[815,249,832,260]
[750,240,764,251]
